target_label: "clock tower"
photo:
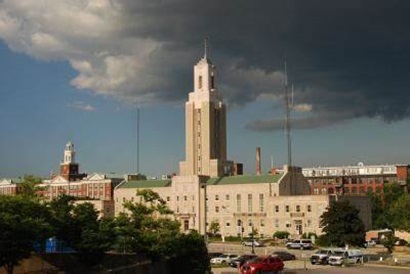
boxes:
[60,141,84,181]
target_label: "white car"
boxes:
[242,240,263,247]
[328,249,363,266]
[210,254,239,264]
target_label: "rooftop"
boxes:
[207,174,282,185]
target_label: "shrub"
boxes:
[273,231,290,239]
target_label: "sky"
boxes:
[1,0,410,178]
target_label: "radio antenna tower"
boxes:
[284,58,293,168]
[136,101,140,174]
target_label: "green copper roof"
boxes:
[117,179,171,189]
[207,174,283,185]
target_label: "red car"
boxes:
[240,255,284,274]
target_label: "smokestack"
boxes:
[256,147,261,175]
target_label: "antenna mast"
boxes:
[204,38,208,59]
[284,59,292,168]
[136,102,140,174]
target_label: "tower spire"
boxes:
[204,37,208,59]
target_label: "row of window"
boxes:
[274,204,312,213]
[310,176,395,185]
[208,219,313,229]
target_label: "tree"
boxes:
[120,189,181,260]
[381,233,399,253]
[48,196,115,265]
[209,220,220,236]
[273,231,290,239]
[0,196,52,274]
[319,200,365,247]
[368,183,406,229]
[389,194,410,232]
[168,230,211,274]
[116,189,210,272]
[18,175,44,199]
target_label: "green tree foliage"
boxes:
[319,200,365,247]
[209,220,220,236]
[48,195,115,265]
[115,189,210,272]
[119,189,181,260]
[273,231,290,239]
[18,175,44,199]
[389,194,410,232]
[0,196,52,274]
[381,233,399,253]
[168,230,211,274]
[368,183,406,229]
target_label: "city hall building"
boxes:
[115,49,372,238]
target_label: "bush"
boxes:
[302,232,318,240]
[315,235,331,247]
[224,236,241,242]
[273,231,290,239]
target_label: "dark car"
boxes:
[229,254,258,268]
[272,250,296,261]
[240,255,284,274]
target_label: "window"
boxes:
[236,194,241,213]
[260,219,265,227]
[177,196,179,201]
[184,195,187,201]
[285,205,289,212]
[313,188,319,195]
[259,193,264,212]
[215,194,219,201]
[184,220,189,231]
[296,205,300,212]
[321,187,327,194]
[307,205,311,212]
[275,205,279,213]
[307,219,311,227]
[215,206,219,213]
[226,222,230,227]
[286,223,291,228]
[198,76,202,89]
[274,219,279,228]
[248,194,253,213]
[226,194,230,200]
[248,219,253,226]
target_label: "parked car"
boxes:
[328,249,363,266]
[310,248,336,265]
[210,254,239,264]
[395,239,408,246]
[364,240,377,248]
[242,239,264,247]
[240,255,284,274]
[285,239,313,249]
[229,254,258,268]
[208,252,223,259]
[271,250,296,261]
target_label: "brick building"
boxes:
[303,163,409,196]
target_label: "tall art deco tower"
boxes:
[179,45,233,178]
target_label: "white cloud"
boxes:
[293,103,312,112]
[68,101,96,112]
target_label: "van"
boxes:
[285,239,313,250]
[328,249,363,266]
[310,248,341,265]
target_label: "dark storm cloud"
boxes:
[117,0,410,125]
[2,0,410,128]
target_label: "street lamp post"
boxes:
[251,225,255,255]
